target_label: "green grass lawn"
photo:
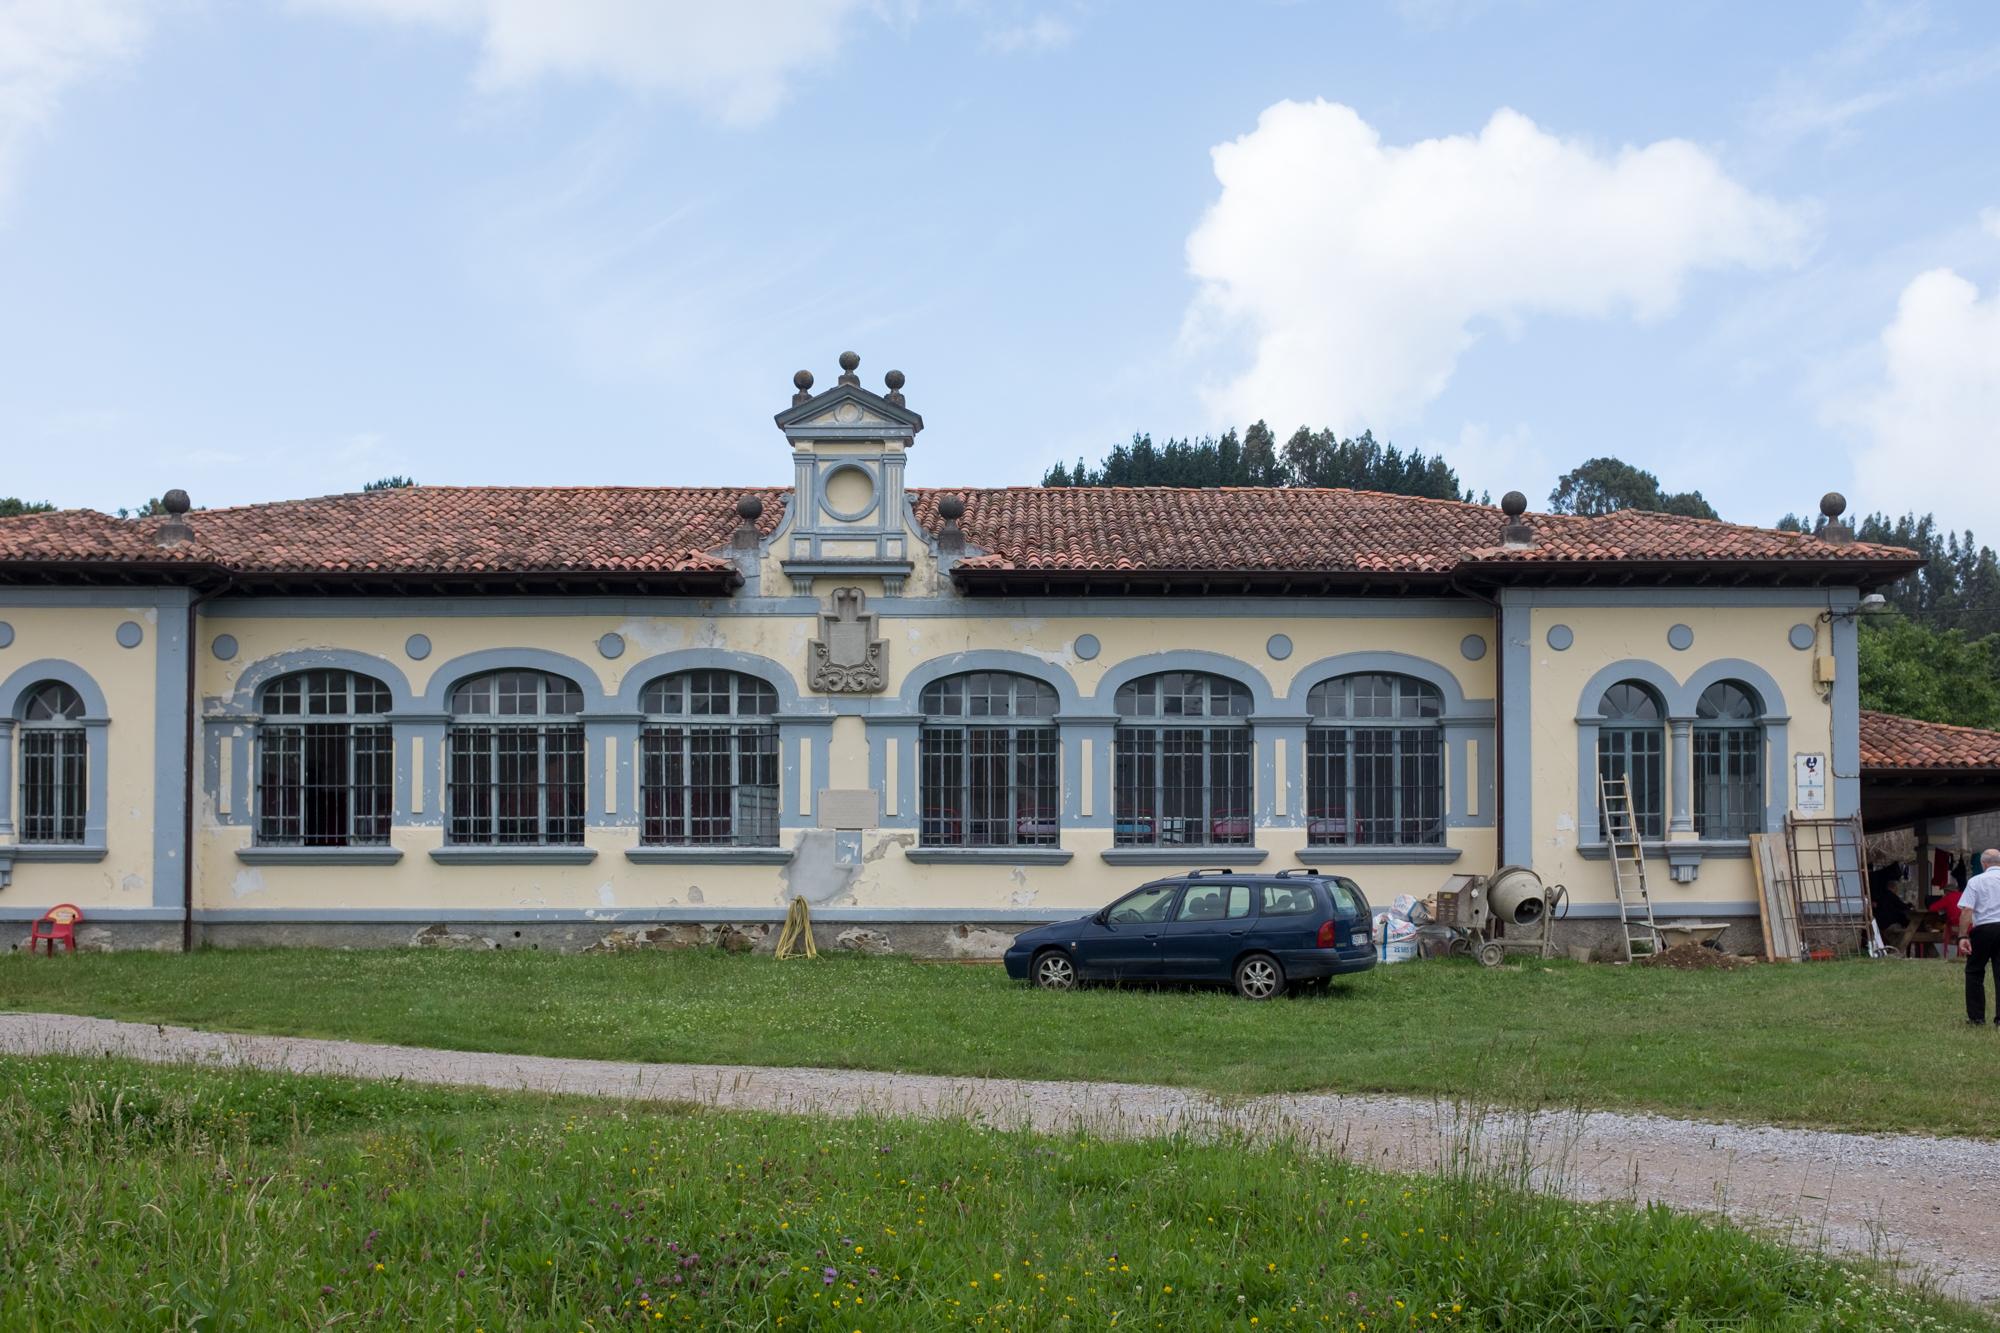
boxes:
[0,1053,1985,1331]
[0,948,1994,1137]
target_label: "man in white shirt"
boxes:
[1959,849,2000,1027]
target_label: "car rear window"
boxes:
[1177,882,1250,921]
[1327,878,1367,917]
[1258,884,1318,916]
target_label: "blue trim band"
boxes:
[235,847,405,865]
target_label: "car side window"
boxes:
[1107,885,1179,924]
[1176,882,1251,922]
[1259,884,1317,916]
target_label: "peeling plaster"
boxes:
[597,884,616,908]
[231,867,266,899]
[687,886,704,904]
[120,874,146,896]
[778,829,863,907]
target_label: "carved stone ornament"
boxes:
[809,587,887,693]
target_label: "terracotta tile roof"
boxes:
[1861,710,2000,771]
[0,487,785,583]
[0,483,1917,588]
[911,487,1918,582]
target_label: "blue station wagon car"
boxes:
[1003,868,1376,999]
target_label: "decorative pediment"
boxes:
[773,354,923,444]
[775,354,924,596]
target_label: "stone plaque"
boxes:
[818,788,879,830]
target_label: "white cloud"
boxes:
[1182,101,1811,433]
[298,0,880,125]
[1982,207,2000,243]
[983,13,1072,54]
[1848,266,2000,531]
[0,0,151,206]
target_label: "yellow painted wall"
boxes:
[188,605,1498,917]
[1,590,1836,926]
[1525,604,1832,910]
[0,604,162,911]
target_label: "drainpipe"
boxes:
[181,577,232,953]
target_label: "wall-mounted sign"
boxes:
[1794,753,1827,814]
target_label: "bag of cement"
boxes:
[1373,910,1419,964]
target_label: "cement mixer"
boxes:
[1432,865,1568,966]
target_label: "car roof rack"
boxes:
[1185,867,1239,877]
[1274,867,1322,878]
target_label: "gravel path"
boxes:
[4,1010,1996,1307]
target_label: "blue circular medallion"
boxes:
[1073,633,1101,661]
[1266,633,1293,661]
[211,634,238,661]
[1546,624,1574,652]
[598,632,627,660]
[0,621,13,650]
[1667,623,1695,652]
[1788,623,1814,651]
[1459,634,1487,661]
[404,633,432,661]
[115,620,144,649]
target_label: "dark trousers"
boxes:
[1969,924,2000,1024]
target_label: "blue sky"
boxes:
[2,0,1997,532]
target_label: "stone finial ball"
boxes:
[1820,491,1847,520]
[839,350,860,373]
[163,488,192,515]
[793,369,814,392]
[885,369,906,392]
[937,494,966,521]
[1500,490,1528,518]
[736,494,764,521]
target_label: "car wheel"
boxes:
[1233,953,1285,1000]
[1031,948,1078,991]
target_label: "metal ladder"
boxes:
[1598,775,1662,961]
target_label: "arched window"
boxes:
[1693,680,1764,839]
[639,670,779,847]
[446,670,585,846]
[919,672,1059,848]
[1113,671,1252,848]
[1597,682,1666,840]
[257,669,393,847]
[19,682,86,844]
[1305,673,1444,847]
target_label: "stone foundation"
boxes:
[189,918,1051,959]
[13,914,1771,962]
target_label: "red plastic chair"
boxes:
[27,904,83,955]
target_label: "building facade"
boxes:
[0,358,1917,954]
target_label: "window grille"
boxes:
[19,681,86,844]
[1305,672,1444,846]
[446,670,585,846]
[1597,681,1666,840]
[638,670,780,847]
[256,669,393,847]
[919,672,1059,848]
[1693,680,1764,839]
[1113,672,1252,847]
